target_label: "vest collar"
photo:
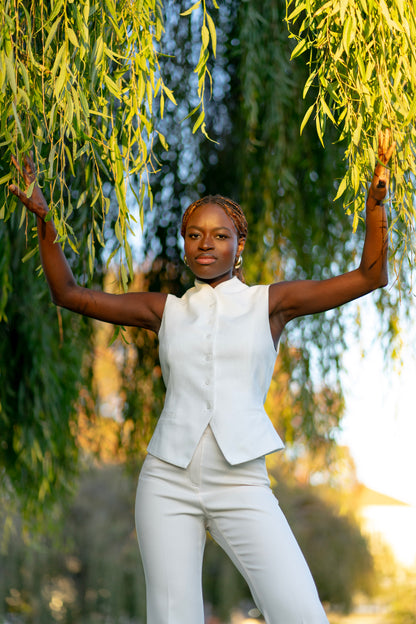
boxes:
[194,276,248,293]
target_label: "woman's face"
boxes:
[183,203,245,287]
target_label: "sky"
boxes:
[338,297,416,507]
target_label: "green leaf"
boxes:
[22,246,39,263]
[66,27,79,48]
[5,55,17,94]
[18,205,27,229]
[321,98,337,125]
[340,0,349,22]
[104,74,121,99]
[315,112,325,147]
[192,110,205,134]
[44,17,62,53]
[51,43,67,80]
[300,104,315,134]
[352,210,359,233]
[120,262,128,292]
[286,2,307,23]
[157,131,168,151]
[302,69,317,99]
[163,85,177,105]
[46,0,65,26]
[54,66,67,97]
[290,38,309,60]
[26,180,36,199]
[207,13,217,57]
[183,103,201,121]
[352,116,362,146]
[333,175,347,201]
[180,1,201,17]
[0,172,13,185]
[201,24,209,51]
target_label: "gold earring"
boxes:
[183,255,189,267]
[234,255,243,269]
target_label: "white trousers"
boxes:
[135,426,329,624]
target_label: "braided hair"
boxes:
[181,195,247,278]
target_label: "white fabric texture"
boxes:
[147,277,284,467]
[136,426,329,624]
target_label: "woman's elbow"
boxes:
[49,282,79,309]
[359,263,388,292]
[51,291,69,309]
[51,292,65,307]
[370,270,388,291]
[379,275,389,288]
[377,264,389,288]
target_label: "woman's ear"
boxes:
[237,237,246,256]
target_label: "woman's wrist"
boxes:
[38,205,49,221]
[368,191,384,205]
[368,174,387,204]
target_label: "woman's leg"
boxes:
[207,486,328,624]
[135,454,207,624]
[198,430,328,624]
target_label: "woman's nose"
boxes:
[199,235,214,249]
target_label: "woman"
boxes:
[9,130,394,624]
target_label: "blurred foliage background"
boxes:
[1,0,416,621]
[1,454,376,622]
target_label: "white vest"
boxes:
[147,276,285,467]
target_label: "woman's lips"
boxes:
[195,255,216,265]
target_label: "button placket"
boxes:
[203,291,216,413]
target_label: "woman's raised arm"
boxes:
[8,155,166,332]
[269,129,395,341]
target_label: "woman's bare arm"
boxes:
[9,156,166,332]
[269,130,395,341]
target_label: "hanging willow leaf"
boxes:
[180,0,202,16]
[0,0,218,301]
[44,17,62,53]
[286,0,416,278]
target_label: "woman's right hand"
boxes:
[9,154,49,220]
[369,129,395,204]
[8,153,166,331]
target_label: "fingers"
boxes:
[377,129,395,165]
[9,156,28,201]
[11,152,36,175]
[23,153,36,176]
[372,129,393,200]
[10,153,37,189]
[11,154,22,175]
[377,130,387,160]
[385,140,396,163]
[8,183,28,204]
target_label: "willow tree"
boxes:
[1,0,415,514]
[0,0,217,305]
[286,0,416,270]
[1,0,414,278]
[0,0,217,514]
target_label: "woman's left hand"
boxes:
[369,129,395,203]
[9,154,49,219]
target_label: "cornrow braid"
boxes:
[181,195,248,279]
[181,195,248,240]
